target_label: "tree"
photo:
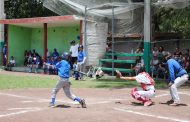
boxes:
[154,6,190,39]
[4,0,57,19]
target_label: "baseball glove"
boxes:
[116,70,122,78]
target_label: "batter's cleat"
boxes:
[166,99,174,104]
[49,102,55,108]
[79,99,86,108]
[144,100,153,106]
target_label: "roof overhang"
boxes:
[0,15,81,28]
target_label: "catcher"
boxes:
[116,67,155,106]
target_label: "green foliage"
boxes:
[154,6,190,39]
[4,0,57,19]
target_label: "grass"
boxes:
[0,72,168,90]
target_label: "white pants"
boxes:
[131,88,155,102]
[169,74,188,103]
[51,78,76,100]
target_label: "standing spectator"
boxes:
[69,40,79,69]
[24,50,28,66]
[3,44,7,66]
[6,56,15,71]
[151,46,159,76]
[76,45,86,80]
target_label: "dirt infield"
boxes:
[0,87,190,122]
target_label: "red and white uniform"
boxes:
[131,72,155,103]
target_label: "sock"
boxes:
[74,97,81,102]
[51,98,55,104]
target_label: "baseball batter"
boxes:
[116,67,155,106]
[49,56,86,108]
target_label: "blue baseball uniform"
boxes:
[76,51,86,80]
[50,59,86,108]
[166,59,188,104]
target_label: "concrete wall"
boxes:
[85,21,108,66]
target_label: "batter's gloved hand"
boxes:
[116,70,122,78]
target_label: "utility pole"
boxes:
[144,0,151,73]
[0,0,5,66]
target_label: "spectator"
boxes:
[46,49,50,58]
[157,46,167,64]
[69,40,79,69]
[181,56,190,73]
[157,63,166,79]
[29,54,40,73]
[76,45,86,80]
[6,56,15,71]
[3,44,7,66]
[43,57,53,74]
[133,58,144,75]
[52,48,59,60]
[151,46,159,76]
[184,49,190,61]
[173,47,182,63]
[24,50,28,66]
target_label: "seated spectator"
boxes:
[184,49,190,61]
[28,54,40,73]
[51,57,58,75]
[52,48,59,60]
[181,56,190,73]
[43,57,53,74]
[173,47,182,64]
[157,63,166,79]
[6,56,15,71]
[133,58,144,75]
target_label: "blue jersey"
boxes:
[55,60,70,78]
[167,59,187,83]
[52,52,59,57]
[77,51,86,62]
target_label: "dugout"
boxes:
[0,15,82,66]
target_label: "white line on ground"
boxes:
[114,107,190,122]
[0,107,47,118]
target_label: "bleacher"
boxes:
[98,52,144,74]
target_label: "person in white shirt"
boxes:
[69,40,79,69]
[7,56,15,71]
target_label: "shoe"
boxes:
[166,99,174,104]
[49,102,55,108]
[79,99,86,108]
[144,100,153,106]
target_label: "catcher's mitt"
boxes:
[116,70,122,78]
